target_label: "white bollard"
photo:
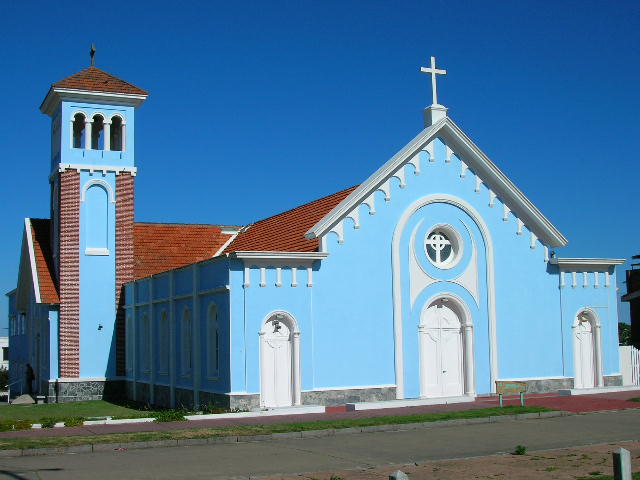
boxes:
[613,447,631,480]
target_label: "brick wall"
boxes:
[115,173,135,376]
[58,170,80,377]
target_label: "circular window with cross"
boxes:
[424,225,463,269]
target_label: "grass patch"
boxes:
[576,473,640,480]
[629,397,640,402]
[0,405,550,451]
[0,400,158,423]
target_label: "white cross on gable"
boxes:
[420,56,447,105]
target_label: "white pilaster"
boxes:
[192,266,201,409]
[291,267,298,287]
[464,325,475,395]
[292,332,301,405]
[169,271,176,407]
[259,267,266,287]
[103,121,111,151]
[84,120,92,150]
[275,267,282,287]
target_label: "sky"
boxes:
[1,1,638,330]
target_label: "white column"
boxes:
[69,120,75,148]
[464,325,475,395]
[417,325,427,398]
[594,324,604,387]
[103,122,111,151]
[258,331,266,408]
[84,120,92,150]
[121,123,127,152]
[292,331,301,405]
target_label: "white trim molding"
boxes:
[41,87,147,116]
[551,258,625,272]
[80,178,116,203]
[24,218,42,304]
[305,117,568,248]
[391,194,498,399]
[230,251,329,261]
[56,163,137,178]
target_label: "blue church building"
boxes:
[7,57,625,408]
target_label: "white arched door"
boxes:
[420,299,464,398]
[574,318,596,388]
[260,317,294,408]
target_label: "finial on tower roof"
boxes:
[90,44,96,67]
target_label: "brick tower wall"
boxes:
[115,173,135,376]
[58,170,80,377]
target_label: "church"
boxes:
[7,56,625,409]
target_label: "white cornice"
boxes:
[53,163,137,179]
[551,257,626,271]
[305,117,569,248]
[230,251,329,261]
[24,218,42,304]
[40,87,148,116]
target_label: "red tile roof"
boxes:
[52,66,148,96]
[133,223,233,279]
[29,219,60,304]
[223,186,358,253]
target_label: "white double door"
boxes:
[260,320,293,408]
[420,301,464,398]
[574,321,595,388]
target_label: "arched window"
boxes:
[181,308,192,375]
[110,116,124,151]
[91,114,105,150]
[125,314,133,372]
[159,310,169,375]
[141,313,150,372]
[72,113,86,148]
[84,183,109,254]
[207,304,219,377]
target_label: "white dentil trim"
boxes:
[56,163,137,178]
[306,117,568,248]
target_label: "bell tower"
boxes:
[40,54,147,385]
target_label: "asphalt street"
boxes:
[0,409,638,479]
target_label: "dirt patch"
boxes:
[261,441,640,480]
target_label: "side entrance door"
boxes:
[260,319,293,408]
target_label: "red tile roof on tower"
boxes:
[223,185,358,254]
[52,66,148,96]
[133,223,234,279]
[29,219,60,304]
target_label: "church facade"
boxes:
[7,59,625,408]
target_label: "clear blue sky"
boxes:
[1,1,638,329]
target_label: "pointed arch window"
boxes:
[72,113,86,148]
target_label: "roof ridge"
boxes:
[248,185,359,227]
[135,221,238,227]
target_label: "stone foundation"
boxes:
[301,386,397,406]
[603,374,623,387]
[47,379,125,403]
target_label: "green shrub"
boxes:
[154,409,187,422]
[513,445,527,455]
[13,419,33,430]
[0,420,13,432]
[39,417,57,428]
[63,417,85,427]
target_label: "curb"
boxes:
[0,410,572,458]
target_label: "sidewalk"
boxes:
[0,388,637,440]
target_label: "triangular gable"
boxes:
[15,219,59,307]
[305,117,568,248]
